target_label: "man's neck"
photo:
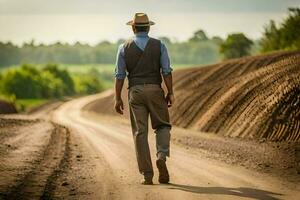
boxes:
[135,32,149,37]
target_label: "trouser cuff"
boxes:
[143,171,154,179]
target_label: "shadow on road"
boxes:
[166,183,283,200]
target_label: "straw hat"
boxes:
[126,13,155,26]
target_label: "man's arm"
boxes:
[114,44,126,114]
[160,42,175,107]
[114,78,125,114]
[163,74,175,107]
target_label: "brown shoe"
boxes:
[156,159,169,184]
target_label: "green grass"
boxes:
[59,63,196,89]
[15,99,49,112]
[1,63,197,74]
[59,64,115,74]
[0,94,49,112]
[0,94,15,103]
[59,63,196,80]
[60,64,115,89]
[0,65,18,73]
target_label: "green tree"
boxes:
[158,37,172,45]
[0,42,20,67]
[261,7,300,52]
[260,20,281,52]
[211,36,224,45]
[0,29,225,67]
[189,30,208,42]
[220,33,253,59]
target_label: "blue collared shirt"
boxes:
[115,32,173,79]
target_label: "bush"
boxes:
[0,64,104,100]
[220,33,253,59]
[73,68,104,95]
[1,65,42,98]
[39,70,65,98]
[74,76,103,95]
[43,63,75,95]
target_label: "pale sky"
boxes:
[0,0,299,45]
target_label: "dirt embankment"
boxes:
[85,50,300,142]
[171,51,300,142]
[0,100,17,114]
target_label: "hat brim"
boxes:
[126,20,155,26]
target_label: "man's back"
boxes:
[124,37,162,88]
[115,32,173,82]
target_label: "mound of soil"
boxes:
[171,51,300,142]
[84,50,300,142]
[0,100,17,114]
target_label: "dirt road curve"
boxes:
[51,90,300,200]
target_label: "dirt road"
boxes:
[49,90,300,200]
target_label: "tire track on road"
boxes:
[2,123,70,200]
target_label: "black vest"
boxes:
[124,38,162,88]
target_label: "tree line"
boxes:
[0,8,299,68]
[220,8,300,59]
[0,34,223,68]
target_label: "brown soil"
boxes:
[0,100,17,114]
[1,91,300,199]
[0,117,70,199]
[54,95,300,199]
[84,50,300,142]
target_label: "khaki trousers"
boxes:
[128,84,171,178]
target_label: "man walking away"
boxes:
[114,13,175,185]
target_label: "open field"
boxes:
[85,50,300,142]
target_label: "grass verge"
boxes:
[15,99,49,112]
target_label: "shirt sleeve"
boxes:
[160,42,173,75]
[115,44,127,79]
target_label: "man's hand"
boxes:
[162,74,174,107]
[114,98,124,114]
[165,93,175,107]
[114,78,125,114]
